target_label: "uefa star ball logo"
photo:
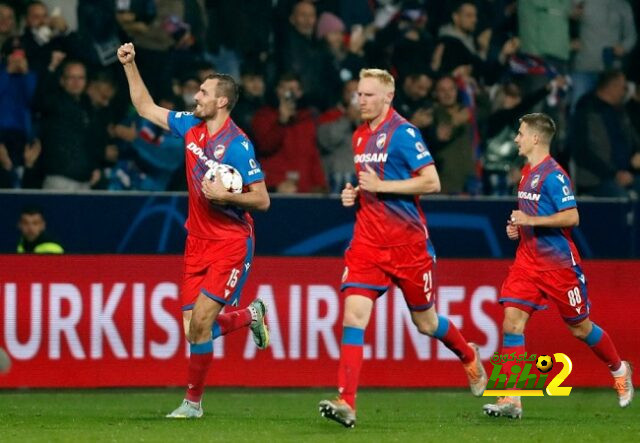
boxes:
[536,355,554,373]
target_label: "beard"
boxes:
[193,103,217,120]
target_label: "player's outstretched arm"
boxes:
[509,208,579,228]
[117,43,170,130]
[358,164,440,195]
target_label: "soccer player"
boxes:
[483,113,634,419]
[318,69,487,428]
[117,43,271,418]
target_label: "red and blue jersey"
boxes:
[167,111,264,240]
[515,155,581,270]
[352,108,435,248]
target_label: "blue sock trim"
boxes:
[212,322,221,339]
[584,324,603,346]
[433,315,450,339]
[503,333,525,347]
[342,326,364,345]
[190,341,213,354]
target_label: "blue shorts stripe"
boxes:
[201,288,227,305]
[503,333,525,347]
[212,322,221,339]
[433,315,450,339]
[499,297,548,311]
[341,282,388,292]
[342,326,364,345]
[190,341,213,354]
[182,303,195,311]
[585,323,603,346]
[228,237,254,307]
[407,300,435,312]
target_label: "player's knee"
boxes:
[568,320,591,340]
[413,317,438,336]
[502,317,525,335]
[343,309,368,328]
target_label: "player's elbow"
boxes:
[256,195,270,211]
[572,212,580,226]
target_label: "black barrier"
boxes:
[1,191,637,257]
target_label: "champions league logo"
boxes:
[376,133,387,149]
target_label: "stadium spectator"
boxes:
[108,94,184,191]
[0,40,37,185]
[0,2,16,49]
[317,78,359,194]
[203,0,272,80]
[4,1,79,76]
[76,0,120,69]
[16,206,63,253]
[429,75,474,194]
[230,63,266,139]
[317,11,366,85]
[319,68,486,428]
[118,42,270,419]
[569,69,640,197]
[482,113,633,419]
[394,71,434,136]
[570,0,637,112]
[252,73,327,193]
[483,76,566,195]
[277,0,338,110]
[37,60,104,190]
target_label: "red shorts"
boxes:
[500,264,590,324]
[181,235,254,310]
[341,240,436,311]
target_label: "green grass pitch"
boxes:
[0,388,638,442]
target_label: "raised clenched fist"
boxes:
[117,43,136,65]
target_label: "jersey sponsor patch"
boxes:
[518,191,541,201]
[354,152,388,163]
[415,142,426,152]
[175,112,193,118]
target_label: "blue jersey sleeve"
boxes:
[543,170,577,212]
[223,136,264,185]
[167,111,201,138]
[393,124,434,172]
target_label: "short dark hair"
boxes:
[204,73,239,111]
[596,69,625,91]
[519,112,556,144]
[20,205,44,217]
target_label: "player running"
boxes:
[318,69,487,428]
[483,113,633,419]
[118,43,270,419]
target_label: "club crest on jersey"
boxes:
[213,144,226,159]
[376,133,387,149]
[531,174,540,189]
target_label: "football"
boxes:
[205,164,243,193]
[536,355,553,373]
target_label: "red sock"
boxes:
[185,342,213,403]
[583,324,622,371]
[338,344,363,410]
[434,316,474,364]
[214,308,252,336]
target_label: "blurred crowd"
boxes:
[1,0,639,197]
